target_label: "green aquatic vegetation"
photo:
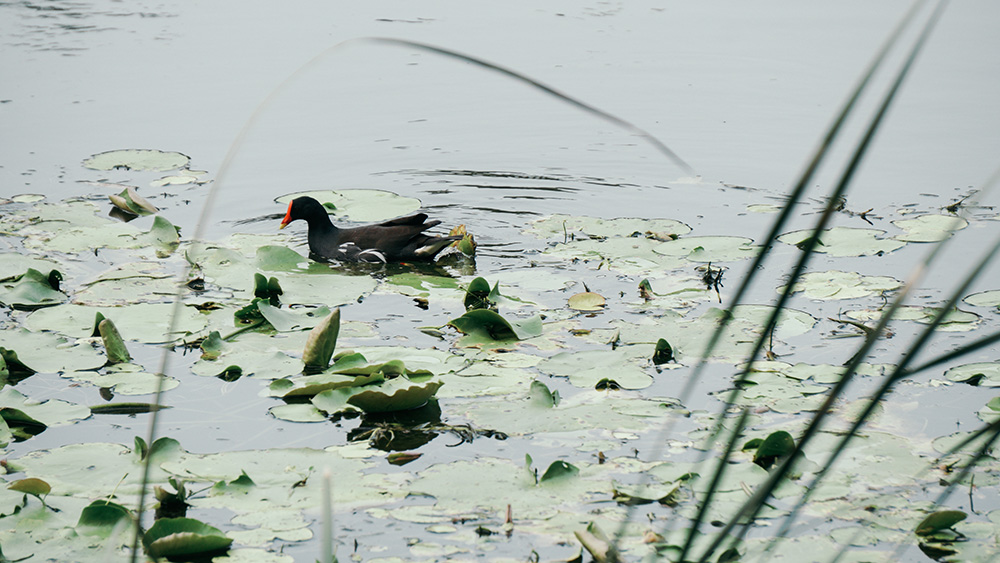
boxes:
[777,226,907,257]
[0,268,67,310]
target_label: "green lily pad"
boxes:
[652,235,758,263]
[893,214,968,243]
[963,289,1000,308]
[0,387,90,427]
[25,303,208,343]
[83,149,190,172]
[846,306,979,332]
[109,185,158,215]
[448,309,543,343]
[538,346,654,389]
[568,291,606,311]
[142,517,233,559]
[781,270,901,300]
[915,510,967,536]
[65,364,180,395]
[777,226,906,257]
[525,214,691,240]
[943,362,1000,387]
[0,328,105,372]
[276,190,422,223]
[0,268,67,310]
[346,377,445,413]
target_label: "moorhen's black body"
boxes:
[279,196,461,263]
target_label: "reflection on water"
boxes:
[1,0,175,53]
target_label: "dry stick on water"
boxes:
[128,36,695,562]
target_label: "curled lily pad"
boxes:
[346,377,445,413]
[142,517,233,559]
[0,268,67,310]
[109,186,158,216]
[893,214,968,243]
[652,235,758,263]
[84,149,190,172]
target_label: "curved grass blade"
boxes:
[364,38,695,176]
[622,1,934,555]
[128,36,695,562]
[685,2,952,560]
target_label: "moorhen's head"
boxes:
[279,196,331,230]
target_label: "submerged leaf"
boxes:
[0,268,68,310]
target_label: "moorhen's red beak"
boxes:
[279,201,293,230]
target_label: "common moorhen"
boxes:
[279,196,461,263]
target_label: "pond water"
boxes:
[2,1,1000,562]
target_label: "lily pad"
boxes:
[568,291,606,312]
[538,346,655,390]
[893,214,968,243]
[142,517,233,559]
[780,270,901,300]
[777,226,906,257]
[846,306,979,332]
[0,328,105,373]
[83,149,190,172]
[525,214,691,240]
[652,235,758,263]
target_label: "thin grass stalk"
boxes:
[887,419,1000,561]
[688,3,949,561]
[626,3,928,555]
[125,37,690,562]
[676,408,751,562]
[761,178,1000,555]
[762,223,1000,554]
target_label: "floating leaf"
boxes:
[8,477,51,497]
[346,378,444,413]
[568,291,606,311]
[539,460,579,483]
[76,500,132,534]
[752,430,795,469]
[893,214,968,242]
[448,309,542,342]
[652,235,758,263]
[83,149,190,172]
[780,270,901,300]
[142,517,233,559]
[0,268,67,310]
[915,510,967,536]
[464,277,500,311]
[777,226,906,257]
